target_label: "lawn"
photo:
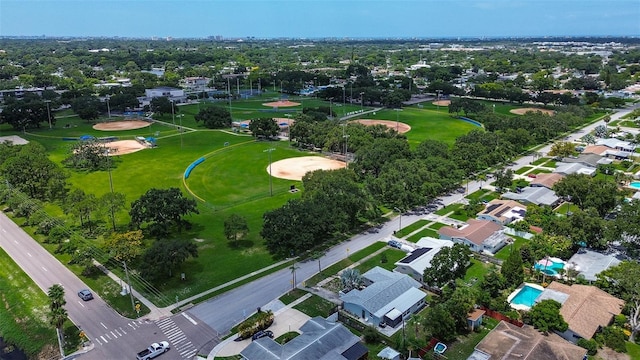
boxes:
[531,157,549,165]
[514,166,533,175]
[396,219,430,238]
[443,318,498,360]
[407,228,439,242]
[357,106,478,147]
[495,237,529,261]
[292,294,336,318]
[627,341,640,359]
[0,248,56,357]
[355,248,407,273]
[529,168,552,174]
[461,258,497,287]
[435,203,463,216]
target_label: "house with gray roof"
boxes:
[554,162,597,177]
[340,267,426,328]
[240,317,368,360]
[566,249,622,281]
[502,186,560,206]
[562,153,610,168]
[596,138,637,152]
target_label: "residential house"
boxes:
[583,145,611,156]
[562,153,611,168]
[529,173,564,189]
[537,282,624,342]
[181,76,209,90]
[340,267,426,327]
[468,321,587,360]
[394,237,454,282]
[554,162,597,177]
[240,317,368,360]
[477,199,527,225]
[566,249,622,282]
[438,219,510,254]
[502,186,560,206]
[596,138,637,153]
[377,347,401,360]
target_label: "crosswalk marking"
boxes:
[155,317,198,359]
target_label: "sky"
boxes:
[1,0,638,39]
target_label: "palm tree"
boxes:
[47,284,66,311]
[289,263,299,290]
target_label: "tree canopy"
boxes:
[129,187,199,236]
[423,243,470,287]
[194,106,231,128]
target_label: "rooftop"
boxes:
[566,249,622,281]
[502,186,559,206]
[480,199,527,223]
[394,237,454,274]
[546,282,624,339]
[438,219,503,246]
[471,321,587,360]
[530,173,564,189]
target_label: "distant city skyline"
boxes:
[1,0,638,39]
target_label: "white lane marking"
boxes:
[114,329,122,336]
[165,328,181,336]
[182,313,198,325]
[2,228,6,232]
[13,240,18,244]
[41,266,47,272]
[128,323,136,329]
[105,333,111,339]
[94,338,102,346]
[176,341,192,351]
[100,335,108,343]
[100,322,108,329]
[110,331,117,338]
[183,349,197,358]
[27,252,32,257]
[119,327,127,335]
[180,347,196,356]
[77,301,85,308]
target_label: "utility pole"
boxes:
[123,262,135,312]
[264,148,276,196]
[44,100,52,129]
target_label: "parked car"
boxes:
[136,341,170,360]
[77,289,93,301]
[387,240,402,249]
[527,173,537,178]
[252,330,274,341]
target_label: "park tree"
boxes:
[353,137,411,178]
[71,96,103,121]
[107,92,140,112]
[249,117,280,139]
[103,230,143,263]
[1,142,66,201]
[501,248,524,287]
[140,239,198,280]
[129,188,199,236]
[423,243,470,288]
[596,261,640,342]
[223,214,249,244]
[194,106,231,128]
[149,96,174,116]
[47,284,68,347]
[548,141,575,160]
[527,299,568,334]
[99,191,126,231]
[62,139,111,171]
[0,100,52,130]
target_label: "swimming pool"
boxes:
[630,182,640,189]
[508,284,544,309]
[534,258,565,277]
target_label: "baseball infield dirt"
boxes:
[270,156,346,181]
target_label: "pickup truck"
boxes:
[136,341,170,360]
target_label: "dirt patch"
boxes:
[270,156,346,181]
[351,119,411,134]
[104,140,147,155]
[432,100,451,106]
[510,108,555,115]
[262,100,301,107]
[93,120,152,131]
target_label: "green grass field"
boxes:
[0,248,56,357]
[8,97,482,305]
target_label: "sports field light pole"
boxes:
[264,148,276,196]
[44,100,52,129]
[106,95,111,119]
[178,114,184,149]
[170,99,176,126]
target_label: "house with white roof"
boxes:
[340,267,426,328]
[502,186,560,207]
[596,138,637,153]
[393,237,454,282]
[554,162,597,177]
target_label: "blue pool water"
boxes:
[510,285,543,308]
[534,260,564,277]
[630,182,640,189]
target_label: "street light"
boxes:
[44,100,52,129]
[170,99,176,126]
[264,148,276,196]
[394,207,403,232]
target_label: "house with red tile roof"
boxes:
[438,219,509,254]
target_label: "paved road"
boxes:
[0,213,217,359]
[188,105,640,336]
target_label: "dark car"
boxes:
[252,330,274,341]
[387,240,402,249]
[78,289,93,301]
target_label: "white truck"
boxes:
[136,341,170,360]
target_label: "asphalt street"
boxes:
[0,213,217,360]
